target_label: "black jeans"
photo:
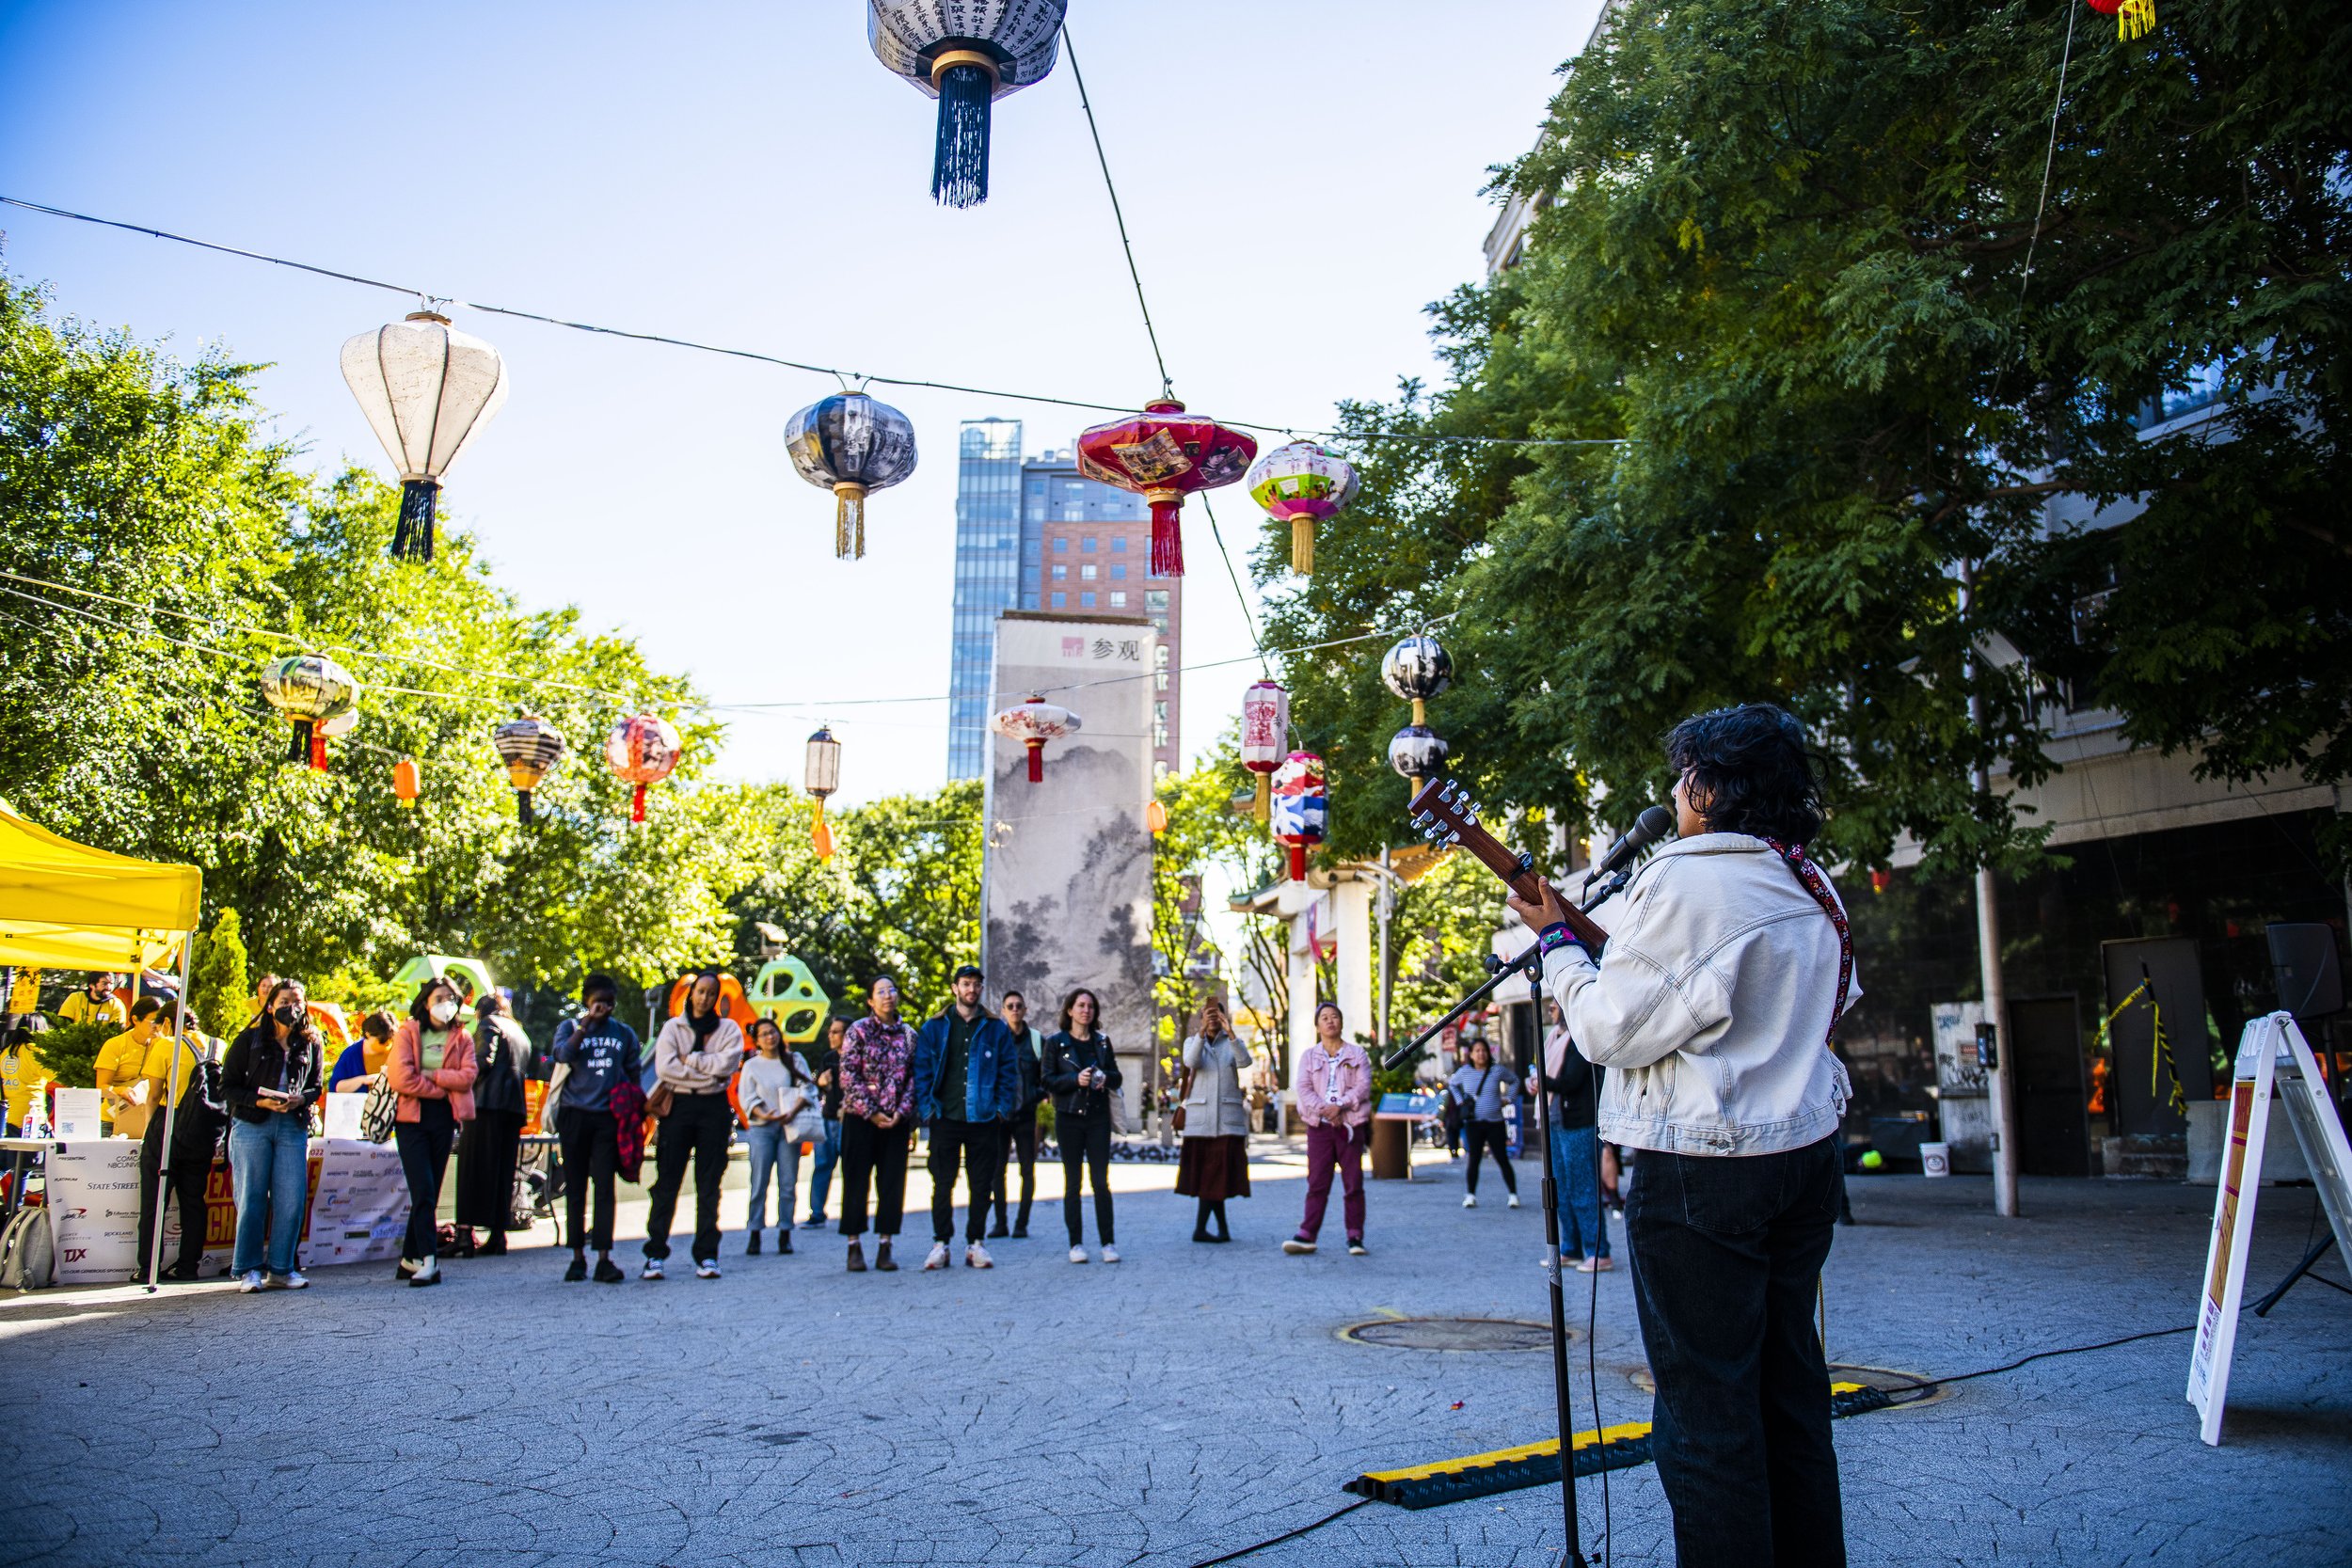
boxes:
[135,1116,211,1277]
[1464,1120,1517,1195]
[644,1091,731,1263]
[557,1105,619,1252]
[994,1106,1039,1230]
[838,1114,911,1238]
[928,1118,1003,1244]
[1625,1136,1845,1568]
[394,1109,456,1261]
[1059,1112,1114,1246]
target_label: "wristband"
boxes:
[1536,922,1579,958]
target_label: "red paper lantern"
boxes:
[992,694,1081,784]
[1074,399,1257,578]
[604,714,682,823]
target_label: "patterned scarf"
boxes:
[1760,838,1853,1048]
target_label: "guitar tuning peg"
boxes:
[1464,814,1480,829]
[1448,831,1463,845]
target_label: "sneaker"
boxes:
[1463,1194,1479,1209]
[989,1221,1009,1239]
[745,1231,762,1256]
[395,1258,420,1280]
[1347,1240,1368,1257]
[641,1260,665,1281]
[1282,1237,1317,1255]
[1011,1223,1028,1239]
[1070,1245,1089,1264]
[847,1240,867,1274]
[874,1240,898,1272]
[1099,1244,1119,1264]
[237,1270,265,1293]
[964,1242,993,1269]
[923,1242,952,1272]
[564,1257,588,1283]
[263,1272,291,1291]
[281,1271,310,1290]
[1508,1193,1521,1210]
[1576,1255,1614,1273]
[694,1259,722,1280]
[808,1212,828,1227]
[408,1262,441,1288]
[594,1258,626,1284]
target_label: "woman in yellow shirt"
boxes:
[2,1024,51,1135]
[97,998,168,1138]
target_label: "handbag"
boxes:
[644,1081,676,1121]
[358,1077,398,1144]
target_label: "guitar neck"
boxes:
[1440,813,1612,951]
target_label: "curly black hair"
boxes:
[1665,703,1826,845]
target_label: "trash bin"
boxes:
[1369,1118,1411,1180]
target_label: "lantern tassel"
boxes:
[931,60,994,209]
[516,789,534,827]
[834,483,867,560]
[1253,772,1270,822]
[308,730,328,772]
[1287,843,1307,882]
[631,784,648,824]
[812,800,833,863]
[288,721,310,766]
[1025,738,1044,784]
[1148,492,1185,578]
[391,479,439,562]
[2116,0,2153,37]
[1291,515,1314,576]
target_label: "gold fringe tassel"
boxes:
[1254,771,1271,822]
[1292,515,1314,575]
[834,483,867,560]
[2117,0,2154,40]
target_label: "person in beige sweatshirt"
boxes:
[641,973,745,1280]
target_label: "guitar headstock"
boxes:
[1408,778,1538,900]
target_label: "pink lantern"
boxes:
[992,694,1081,784]
[1239,680,1289,821]
[1270,751,1327,882]
[604,714,682,823]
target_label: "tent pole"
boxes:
[145,936,193,1293]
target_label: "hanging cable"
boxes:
[1059,24,1171,402]
[0,194,1620,451]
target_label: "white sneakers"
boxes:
[965,1243,993,1269]
[237,1271,265,1292]
[1508,1194,1522,1210]
[1347,1241,1368,1257]
[408,1259,441,1288]
[280,1270,310,1290]
[1463,1194,1479,1209]
[694,1259,722,1280]
[1070,1245,1089,1264]
[1099,1245,1119,1264]
[640,1260,664,1281]
[1576,1256,1613,1273]
[924,1242,952,1271]
[1282,1237,1317,1255]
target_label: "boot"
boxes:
[478,1229,507,1257]
[745,1230,762,1256]
[875,1238,898,1272]
[779,1229,793,1255]
[847,1238,867,1273]
[1014,1197,1032,1239]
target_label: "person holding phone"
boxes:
[549,974,641,1284]
[737,1016,816,1256]
[1175,996,1253,1243]
[1041,989,1121,1263]
[805,1015,849,1227]
[220,978,326,1291]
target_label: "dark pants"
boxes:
[644,1091,731,1262]
[1464,1119,1517,1195]
[837,1114,910,1238]
[1626,1136,1845,1568]
[557,1105,619,1252]
[994,1107,1039,1230]
[1299,1120,1367,1242]
[928,1117,1002,1244]
[135,1116,210,1277]
[455,1106,525,1232]
[394,1108,456,1260]
[1059,1112,1114,1245]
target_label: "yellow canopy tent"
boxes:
[0,800,203,1291]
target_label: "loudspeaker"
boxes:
[2267,923,2344,1019]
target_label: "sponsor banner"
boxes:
[52,1138,399,1282]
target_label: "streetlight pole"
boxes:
[1961,562,2022,1218]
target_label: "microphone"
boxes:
[1594,805,1675,879]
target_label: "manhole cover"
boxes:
[1339,1317,1574,1352]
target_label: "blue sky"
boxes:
[1,0,1600,803]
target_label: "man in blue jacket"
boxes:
[914,964,1024,1270]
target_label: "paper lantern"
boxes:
[992,694,1081,784]
[786,392,918,561]
[1382,634,1454,720]
[1146,798,1169,837]
[492,710,568,825]
[260,654,358,770]
[605,714,682,823]
[868,0,1067,208]
[1239,680,1289,822]
[805,726,842,862]
[1075,400,1257,578]
[2084,0,2154,40]
[1247,440,1359,577]
[1388,725,1449,792]
[1270,752,1327,883]
[340,312,509,562]
[391,756,421,808]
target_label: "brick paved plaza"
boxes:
[2,1145,2344,1566]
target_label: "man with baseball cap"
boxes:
[913,963,1024,1270]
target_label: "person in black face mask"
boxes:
[219,979,326,1291]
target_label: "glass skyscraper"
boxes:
[946,418,1181,780]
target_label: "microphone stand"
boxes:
[1384,866,1633,1565]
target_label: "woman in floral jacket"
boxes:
[835,977,917,1273]
[1284,1003,1372,1257]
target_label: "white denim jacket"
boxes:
[1541,832,1856,1157]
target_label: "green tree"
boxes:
[187,907,250,1031]
[1261,0,2351,874]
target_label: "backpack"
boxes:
[0,1203,55,1291]
[169,1057,232,1164]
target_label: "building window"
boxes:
[1109,563,1126,579]
[1111,536,1127,552]
[1054,536,1070,552]
[1109,591,1127,608]
[1082,536,1097,551]
[1052,591,1067,608]
[1023,593,1040,610]
[1152,617,1168,634]
[1145,590,1170,611]
[1080,563,1097,580]
[1153,670,1168,690]
[1081,592,1096,608]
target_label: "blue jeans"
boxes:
[742,1122,801,1233]
[229,1113,310,1275]
[1548,1122,1611,1260]
[1625,1136,1844,1567]
[806,1117,842,1222]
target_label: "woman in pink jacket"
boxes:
[385,975,479,1288]
[1284,1002,1373,1257]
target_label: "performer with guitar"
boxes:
[1486,703,1855,1567]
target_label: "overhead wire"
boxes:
[1059,25,1169,403]
[0,194,1622,451]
